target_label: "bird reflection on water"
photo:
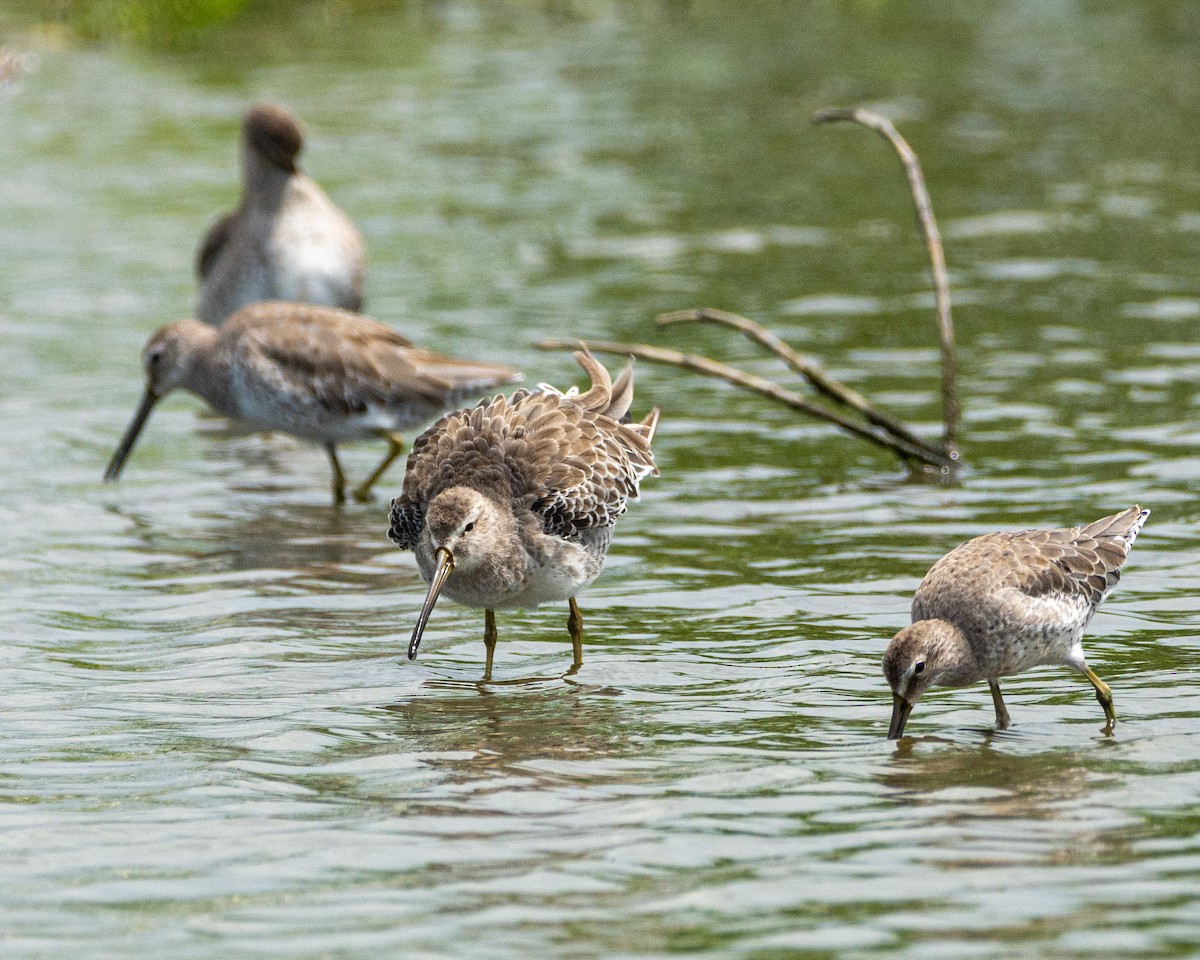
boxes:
[381,680,633,785]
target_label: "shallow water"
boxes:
[2,2,1200,957]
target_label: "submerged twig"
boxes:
[812,107,959,461]
[656,307,942,460]
[535,337,953,470]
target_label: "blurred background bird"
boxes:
[196,104,365,326]
[105,301,521,503]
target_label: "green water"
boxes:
[2,3,1200,957]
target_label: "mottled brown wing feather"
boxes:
[913,507,1146,622]
[1015,506,1146,608]
[196,210,237,280]
[389,497,425,550]
[225,302,519,417]
[389,358,656,548]
[396,346,521,393]
[1077,505,1149,544]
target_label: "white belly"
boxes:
[267,192,360,309]
[428,542,602,611]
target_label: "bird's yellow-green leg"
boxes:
[483,609,497,681]
[353,432,406,503]
[1081,665,1116,731]
[325,443,347,505]
[988,680,1012,729]
[567,598,584,671]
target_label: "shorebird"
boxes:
[196,104,365,326]
[104,302,521,504]
[388,350,660,678]
[884,506,1149,739]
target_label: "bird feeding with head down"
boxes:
[883,506,1148,739]
[388,350,660,679]
[103,302,521,504]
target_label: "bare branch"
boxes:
[657,307,942,460]
[536,337,952,471]
[813,107,959,461]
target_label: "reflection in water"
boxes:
[883,740,1098,819]
[223,682,639,813]
[878,739,1138,872]
[382,679,632,785]
[107,491,395,580]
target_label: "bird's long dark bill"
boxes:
[408,547,454,660]
[887,694,913,740]
[103,390,158,481]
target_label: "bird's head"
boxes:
[141,320,211,399]
[424,485,512,573]
[103,320,214,482]
[882,619,966,739]
[406,487,510,661]
[242,104,303,174]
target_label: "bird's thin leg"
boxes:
[567,598,584,671]
[988,680,1012,729]
[352,432,405,503]
[325,443,346,505]
[1079,664,1117,731]
[483,609,497,681]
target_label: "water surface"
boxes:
[2,3,1200,957]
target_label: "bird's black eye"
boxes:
[464,521,475,532]
[914,661,926,675]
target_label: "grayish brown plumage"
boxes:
[196,104,365,326]
[389,350,660,678]
[883,506,1149,738]
[104,302,521,503]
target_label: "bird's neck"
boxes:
[928,620,984,688]
[240,147,293,212]
[474,536,530,594]
[179,337,236,417]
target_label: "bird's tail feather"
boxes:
[607,359,635,421]
[1080,505,1150,550]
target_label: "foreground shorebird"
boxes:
[388,350,660,678]
[104,302,520,503]
[196,104,365,326]
[884,506,1149,739]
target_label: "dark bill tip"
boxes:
[104,390,158,482]
[407,547,454,660]
[887,693,913,740]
